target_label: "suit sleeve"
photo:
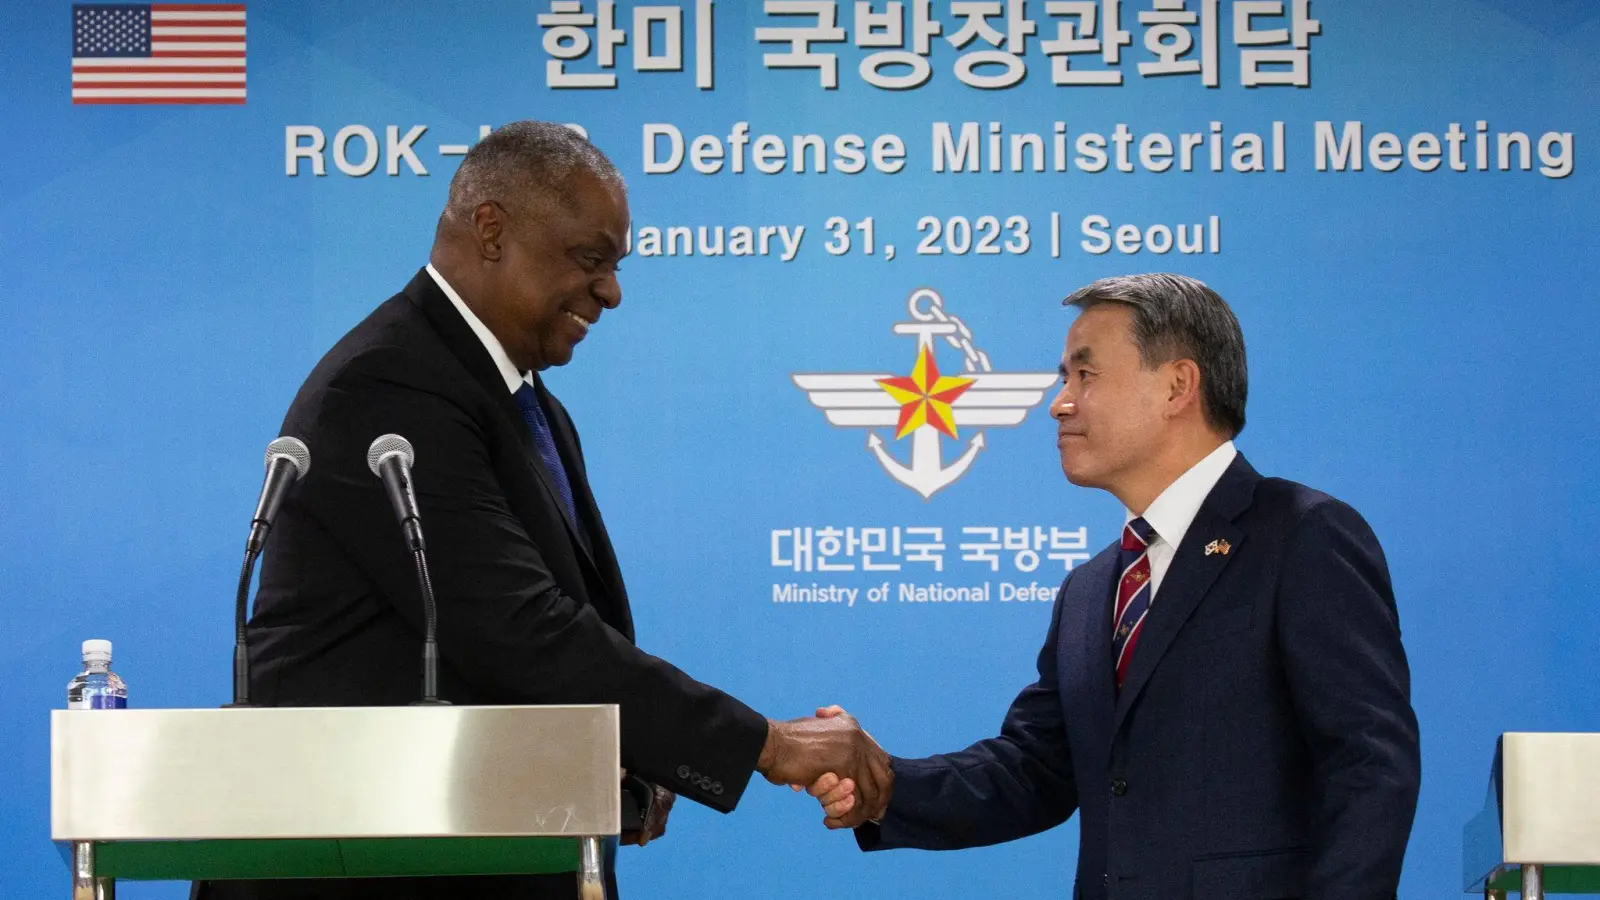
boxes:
[857,577,1079,851]
[1275,499,1422,899]
[301,346,768,812]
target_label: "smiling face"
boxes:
[475,169,630,371]
[1048,304,1175,493]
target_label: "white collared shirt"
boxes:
[426,263,531,394]
[1127,440,1238,601]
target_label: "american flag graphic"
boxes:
[72,4,246,105]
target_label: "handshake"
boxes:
[757,705,890,829]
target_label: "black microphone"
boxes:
[366,434,449,706]
[247,437,312,554]
[230,436,311,708]
[367,434,424,552]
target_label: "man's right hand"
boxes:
[758,705,891,828]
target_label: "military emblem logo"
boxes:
[793,287,1057,499]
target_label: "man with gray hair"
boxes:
[196,121,889,900]
[807,274,1422,900]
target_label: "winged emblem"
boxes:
[792,288,1057,499]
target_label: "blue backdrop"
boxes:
[3,0,1598,897]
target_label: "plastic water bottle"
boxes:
[66,639,127,710]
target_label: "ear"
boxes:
[1163,358,1203,420]
[471,202,504,262]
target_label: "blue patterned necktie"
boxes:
[513,382,578,528]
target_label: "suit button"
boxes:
[1110,778,1128,796]
[676,765,691,780]
[712,782,724,795]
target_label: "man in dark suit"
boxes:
[196,121,889,900]
[808,274,1422,900]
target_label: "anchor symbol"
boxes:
[867,428,987,500]
[792,287,1058,499]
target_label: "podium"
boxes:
[1464,733,1600,899]
[52,705,620,899]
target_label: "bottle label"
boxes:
[84,694,126,710]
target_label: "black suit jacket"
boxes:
[198,270,768,900]
[859,455,1422,900]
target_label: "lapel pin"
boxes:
[1204,539,1232,557]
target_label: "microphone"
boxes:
[230,437,311,708]
[366,434,448,706]
[368,434,424,551]
[247,437,312,553]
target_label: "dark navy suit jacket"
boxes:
[195,271,768,900]
[858,454,1421,900]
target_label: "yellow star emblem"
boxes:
[876,345,976,440]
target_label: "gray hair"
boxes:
[443,120,623,226]
[1063,273,1248,437]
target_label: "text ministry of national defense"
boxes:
[641,120,1576,179]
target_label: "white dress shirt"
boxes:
[1127,440,1238,602]
[426,263,530,394]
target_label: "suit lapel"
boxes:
[1065,548,1120,751]
[1111,455,1261,735]
[540,394,612,568]
[533,378,634,634]
[514,379,604,573]
[403,269,603,577]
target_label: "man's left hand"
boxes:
[623,785,676,847]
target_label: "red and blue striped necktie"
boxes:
[1112,517,1157,689]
